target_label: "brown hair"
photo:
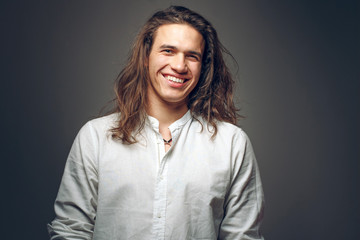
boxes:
[111,6,239,143]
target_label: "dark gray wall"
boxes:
[2,0,359,239]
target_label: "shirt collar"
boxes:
[146,110,192,132]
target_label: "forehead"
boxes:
[152,24,205,53]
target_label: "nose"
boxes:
[170,54,187,73]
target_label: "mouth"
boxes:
[165,75,187,84]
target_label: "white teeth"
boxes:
[166,75,184,83]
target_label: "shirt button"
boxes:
[157,213,161,218]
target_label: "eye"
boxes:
[187,54,200,61]
[162,49,173,54]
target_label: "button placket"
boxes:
[152,133,168,240]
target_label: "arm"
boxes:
[48,122,98,240]
[219,131,265,240]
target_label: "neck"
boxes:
[146,90,189,153]
[146,100,188,128]
[146,90,189,128]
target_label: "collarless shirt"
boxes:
[48,111,265,240]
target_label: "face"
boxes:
[147,24,205,108]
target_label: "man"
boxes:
[48,6,264,240]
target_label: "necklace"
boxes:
[163,138,172,144]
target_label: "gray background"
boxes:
[2,0,359,239]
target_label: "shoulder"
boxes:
[87,113,118,130]
[216,121,252,149]
[192,115,249,144]
[78,113,119,140]
[216,121,246,135]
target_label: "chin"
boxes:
[163,96,187,105]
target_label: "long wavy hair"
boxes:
[111,5,239,144]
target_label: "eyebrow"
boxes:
[159,44,202,59]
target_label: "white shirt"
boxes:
[48,111,264,239]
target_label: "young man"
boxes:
[48,6,264,240]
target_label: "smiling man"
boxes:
[48,6,264,240]
[147,23,204,152]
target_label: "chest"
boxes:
[96,137,232,206]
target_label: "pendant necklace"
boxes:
[163,138,172,145]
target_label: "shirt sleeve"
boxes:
[47,122,99,240]
[219,130,265,240]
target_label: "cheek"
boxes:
[153,54,167,64]
[190,63,202,79]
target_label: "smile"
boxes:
[165,75,186,83]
